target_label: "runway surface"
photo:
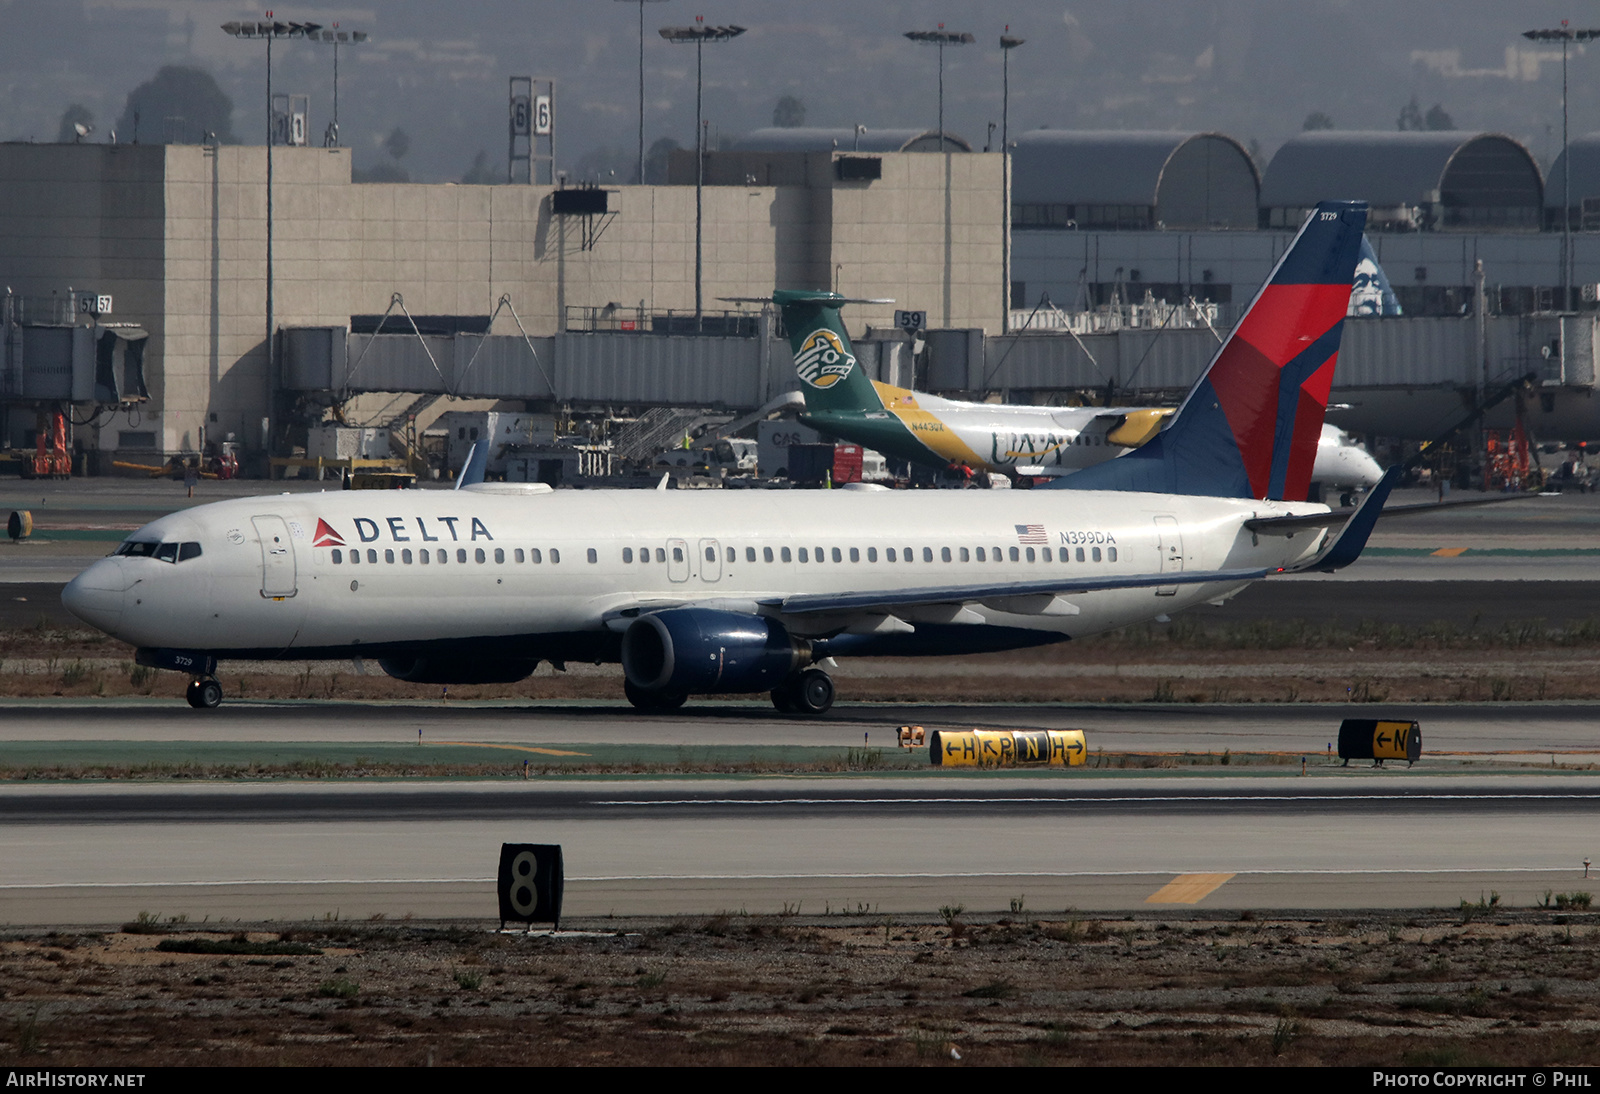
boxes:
[2,776,1595,923]
[3,697,1599,757]
[5,481,1599,924]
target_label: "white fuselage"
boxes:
[63,485,1330,661]
[892,392,1130,472]
[901,393,1381,488]
[1313,426,1386,490]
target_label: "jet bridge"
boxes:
[951,313,1600,442]
[281,324,912,413]
[1,294,149,476]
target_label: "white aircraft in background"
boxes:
[1313,426,1385,503]
[780,309,1382,501]
[64,201,1388,716]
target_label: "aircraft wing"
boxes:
[762,566,1268,617]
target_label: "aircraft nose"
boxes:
[1353,449,1384,487]
[62,559,128,634]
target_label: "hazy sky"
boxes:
[2,1,1597,182]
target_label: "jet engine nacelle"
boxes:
[377,655,539,685]
[621,608,810,694]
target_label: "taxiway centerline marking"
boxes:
[1145,873,1236,904]
[0,866,1589,890]
[594,793,1600,806]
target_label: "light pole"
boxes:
[904,26,975,148]
[310,25,368,147]
[617,0,668,184]
[1001,31,1024,332]
[222,16,323,459]
[660,18,745,322]
[1524,23,1600,310]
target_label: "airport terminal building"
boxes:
[1009,129,1577,320]
[8,125,1600,464]
[0,139,1002,461]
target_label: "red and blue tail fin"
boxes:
[1053,200,1368,500]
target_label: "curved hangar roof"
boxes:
[1545,133,1600,224]
[1009,130,1260,230]
[732,127,971,153]
[1260,131,1542,230]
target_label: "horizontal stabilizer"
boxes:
[719,294,894,306]
[1247,482,1539,536]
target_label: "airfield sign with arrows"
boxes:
[931,728,1087,768]
[1338,719,1423,764]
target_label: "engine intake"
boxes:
[621,609,809,694]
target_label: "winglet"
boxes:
[454,441,487,490]
[1284,465,1399,573]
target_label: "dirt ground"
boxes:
[6,604,1600,1066]
[8,614,1600,705]
[3,909,1599,1066]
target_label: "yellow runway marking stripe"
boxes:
[1430,547,1469,557]
[433,742,591,757]
[1145,873,1236,905]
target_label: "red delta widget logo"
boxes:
[312,516,494,546]
[311,519,345,547]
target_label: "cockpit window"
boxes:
[115,540,201,563]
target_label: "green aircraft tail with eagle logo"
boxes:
[770,289,995,469]
[773,290,887,414]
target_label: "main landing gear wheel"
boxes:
[624,680,687,713]
[796,668,834,715]
[185,676,222,709]
[770,679,799,714]
[773,669,834,716]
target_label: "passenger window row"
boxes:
[324,541,1121,568]
[617,543,1119,564]
[329,546,566,566]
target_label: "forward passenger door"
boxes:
[252,515,298,598]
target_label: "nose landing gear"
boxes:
[185,676,223,709]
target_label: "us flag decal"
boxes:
[1015,524,1047,544]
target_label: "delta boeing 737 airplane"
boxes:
[63,201,1385,717]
